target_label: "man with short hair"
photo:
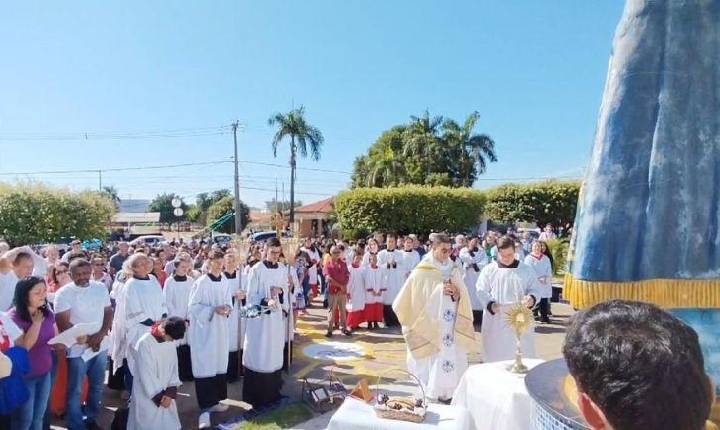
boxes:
[324,246,351,337]
[476,236,540,362]
[0,250,35,311]
[563,300,713,430]
[109,241,130,279]
[55,259,113,430]
[61,240,86,263]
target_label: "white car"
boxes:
[129,235,165,247]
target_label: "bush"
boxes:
[483,180,580,228]
[335,186,485,235]
[0,182,115,246]
[206,196,250,234]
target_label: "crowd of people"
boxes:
[0,225,714,430]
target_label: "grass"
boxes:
[233,403,314,430]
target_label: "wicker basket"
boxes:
[373,368,427,423]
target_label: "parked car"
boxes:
[212,233,233,245]
[250,231,289,243]
[129,235,165,247]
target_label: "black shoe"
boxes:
[342,329,352,336]
[540,317,551,324]
[325,331,333,338]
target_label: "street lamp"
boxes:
[172,199,183,241]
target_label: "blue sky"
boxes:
[0,1,625,209]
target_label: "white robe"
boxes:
[128,333,181,430]
[346,265,366,312]
[243,262,288,373]
[406,255,468,400]
[301,247,321,286]
[187,274,231,378]
[363,266,383,305]
[163,276,194,345]
[109,277,128,372]
[523,254,553,299]
[123,276,168,374]
[223,271,242,353]
[377,249,404,305]
[0,272,18,312]
[401,250,421,279]
[476,261,542,362]
[459,247,489,311]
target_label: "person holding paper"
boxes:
[127,317,186,430]
[54,258,113,430]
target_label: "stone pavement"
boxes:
[49,298,573,429]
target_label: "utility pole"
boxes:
[98,170,102,191]
[232,121,242,236]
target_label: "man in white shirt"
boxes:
[0,250,35,311]
[55,259,113,430]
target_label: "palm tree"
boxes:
[367,146,406,187]
[402,110,443,182]
[101,186,120,208]
[442,111,497,187]
[268,106,324,224]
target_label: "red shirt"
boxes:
[323,258,349,294]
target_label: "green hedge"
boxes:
[483,180,580,228]
[335,186,485,237]
[0,183,115,246]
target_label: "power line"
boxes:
[0,125,233,141]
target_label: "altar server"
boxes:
[128,317,186,430]
[223,251,243,382]
[242,238,289,408]
[163,256,195,381]
[188,250,233,429]
[393,233,477,402]
[300,238,321,297]
[377,234,404,327]
[459,236,489,325]
[524,241,553,324]
[123,254,168,380]
[476,236,541,362]
[363,253,383,329]
[345,249,366,331]
[401,237,421,278]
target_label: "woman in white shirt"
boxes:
[523,241,553,323]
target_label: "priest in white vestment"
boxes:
[242,238,289,408]
[128,317,186,430]
[476,236,541,363]
[393,233,478,402]
[188,250,234,429]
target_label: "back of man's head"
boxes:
[562,300,712,430]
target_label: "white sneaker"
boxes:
[209,402,229,412]
[198,412,211,429]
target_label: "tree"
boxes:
[206,196,250,234]
[192,189,231,225]
[0,182,115,246]
[351,111,497,188]
[483,181,581,228]
[100,186,121,209]
[268,106,324,224]
[442,111,497,187]
[148,193,187,228]
[264,199,302,212]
